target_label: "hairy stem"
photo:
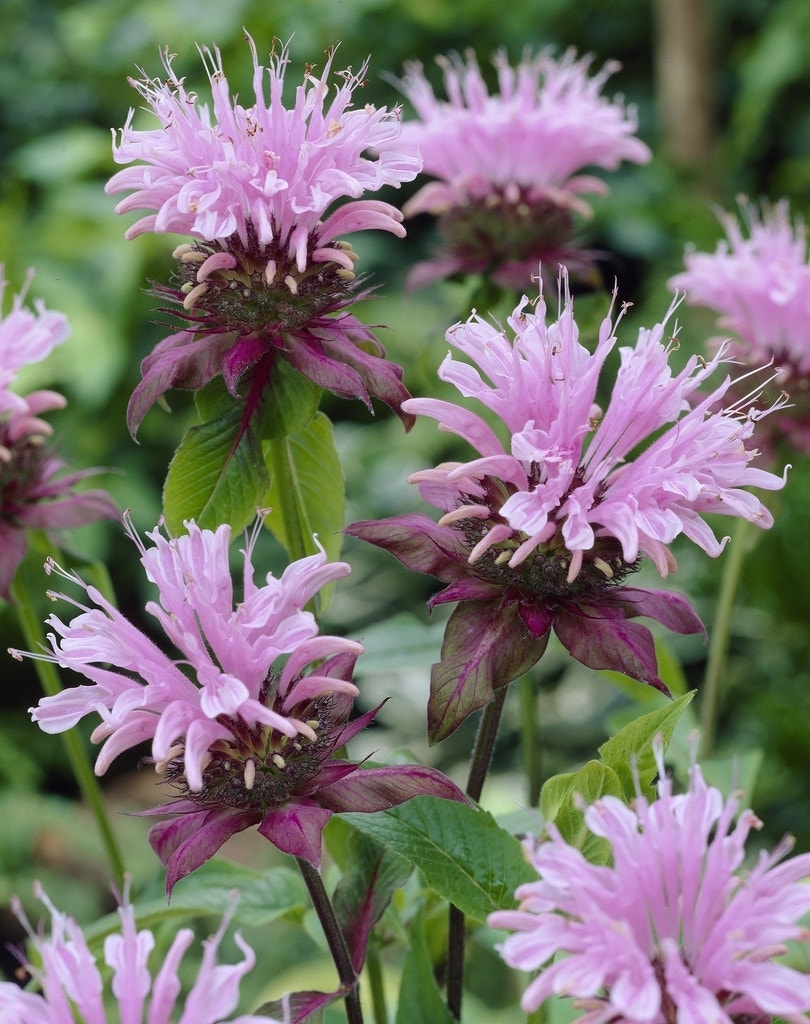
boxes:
[520,673,542,806]
[698,518,751,760]
[447,686,508,1019]
[10,566,126,889]
[297,857,363,1024]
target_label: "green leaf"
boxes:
[194,375,236,423]
[540,693,696,862]
[163,404,268,535]
[193,357,320,437]
[395,909,455,1024]
[341,796,535,923]
[264,414,345,610]
[540,762,622,865]
[83,861,307,943]
[598,691,695,797]
[259,358,321,439]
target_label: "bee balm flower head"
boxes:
[106,37,421,433]
[0,881,281,1023]
[670,197,810,457]
[348,270,787,741]
[18,517,464,892]
[382,49,651,291]
[489,742,810,1023]
[0,268,117,599]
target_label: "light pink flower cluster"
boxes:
[0,882,279,1023]
[670,197,810,456]
[0,268,117,599]
[21,517,359,789]
[384,49,651,289]
[107,37,419,432]
[18,517,464,889]
[409,275,785,577]
[348,271,786,739]
[107,37,417,268]
[670,198,810,377]
[0,268,69,399]
[489,746,810,1023]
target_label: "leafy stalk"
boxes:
[366,948,388,1024]
[699,518,751,759]
[10,565,126,889]
[520,673,542,805]
[266,434,311,564]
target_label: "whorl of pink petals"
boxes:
[489,742,810,1023]
[106,36,420,277]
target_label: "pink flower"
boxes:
[0,269,117,600]
[0,267,69,396]
[106,37,420,433]
[19,517,464,891]
[0,881,279,1023]
[670,197,810,455]
[488,745,810,1023]
[382,49,650,290]
[347,271,786,740]
[23,517,361,784]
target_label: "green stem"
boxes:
[519,673,542,806]
[267,435,312,565]
[365,947,387,1024]
[447,686,509,1019]
[297,857,363,1024]
[465,685,509,804]
[698,518,751,761]
[10,569,126,889]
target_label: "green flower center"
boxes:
[171,232,361,335]
[161,692,342,813]
[451,478,637,604]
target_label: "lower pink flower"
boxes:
[17,516,464,893]
[0,881,280,1023]
[489,745,810,1023]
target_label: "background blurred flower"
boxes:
[0,267,69,395]
[107,37,419,432]
[0,268,117,600]
[348,272,786,740]
[670,197,810,457]
[489,743,810,1023]
[382,49,650,290]
[0,881,279,1023]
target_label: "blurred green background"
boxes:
[1,0,810,1017]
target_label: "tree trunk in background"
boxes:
[653,0,715,173]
